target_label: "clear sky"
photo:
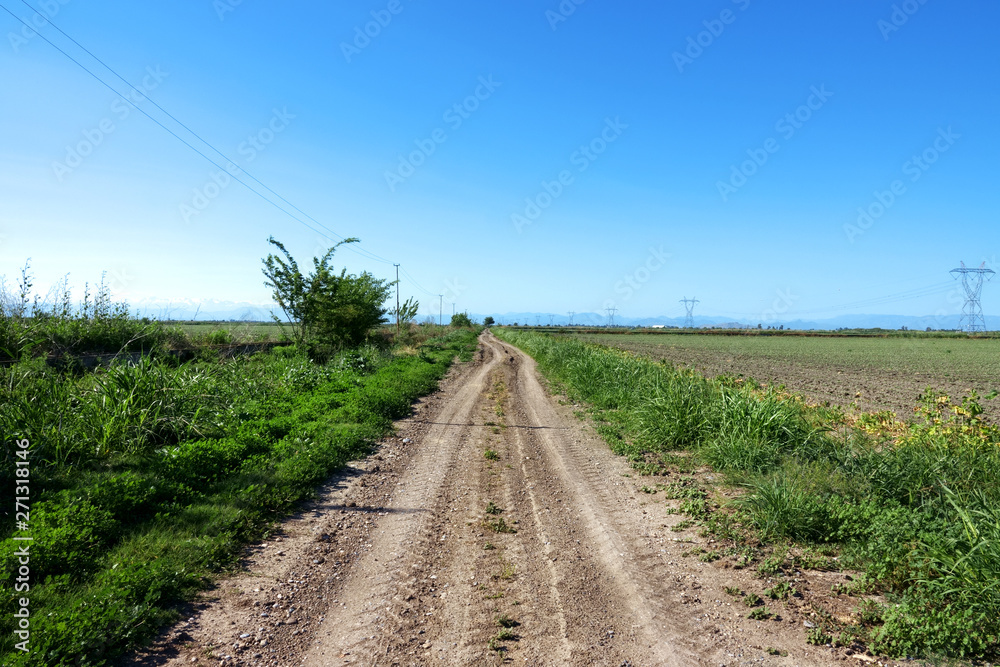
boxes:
[1,0,997,323]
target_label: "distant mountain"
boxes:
[120,300,991,332]
[469,312,992,332]
[129,298,278,322]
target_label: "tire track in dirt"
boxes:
[131,332,880,666]
[301,339,502,665]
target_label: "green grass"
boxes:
[0,329,477,666]
[494,328,1000,661]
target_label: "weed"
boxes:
[806,627,832,646]
[483,542,495,550]
[756,548,788,576]
[764,581,797,600]
[743,592,762,607]
[495,614,518,628]
[485,501,503,515]
[483,517,516,534]
[484,449,500,461]
[765,647,788,656]
[670,519,695,532]
[723,586,742,597]
[494,628,517,642]
[493,559,515,581]
[699,550,721,563]
[747,606,774,620]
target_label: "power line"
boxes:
[951,262,995,332]
[680,297,698,328]
[399,266,436,297]
[0,2,394,266]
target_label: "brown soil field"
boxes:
[123,332,897,666]
[571,334,1000,425]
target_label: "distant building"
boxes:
[650,325,665,329]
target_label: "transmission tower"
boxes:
[950,262,995,332]
[567,311,575,326]
[605,306,618,328]
[680,296,699,328]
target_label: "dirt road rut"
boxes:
[135,332,856,666]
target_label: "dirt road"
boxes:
[131,332,866,666]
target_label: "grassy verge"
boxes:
[495,329,1000,662]
[0,329,477,666]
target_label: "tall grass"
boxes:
[0,328,478,665]
[496,329,1000,660]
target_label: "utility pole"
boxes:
[951,262,995,332]
[394,264,400,337]
[680,296,699,328]
[438,295,443,326]
[452,303,456,318]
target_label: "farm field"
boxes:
[570,332,1000,423]
[172,320,285,343]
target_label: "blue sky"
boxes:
[1,0,997,324]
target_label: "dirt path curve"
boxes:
[130,332,858,666]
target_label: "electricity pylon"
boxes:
[951,262,995,332]
[567,311,575,326]
[605,306,618,327]
[680,296,699,328]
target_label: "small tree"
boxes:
[483,316,495,327]
[450,312,474,327]
[394,297,419,325]
[262,237,392,359]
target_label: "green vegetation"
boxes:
[494,329,1000,661]
[0,264,168,362]
[262,237,393,360]
[0,316,477,666]
[450,312,474,328]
